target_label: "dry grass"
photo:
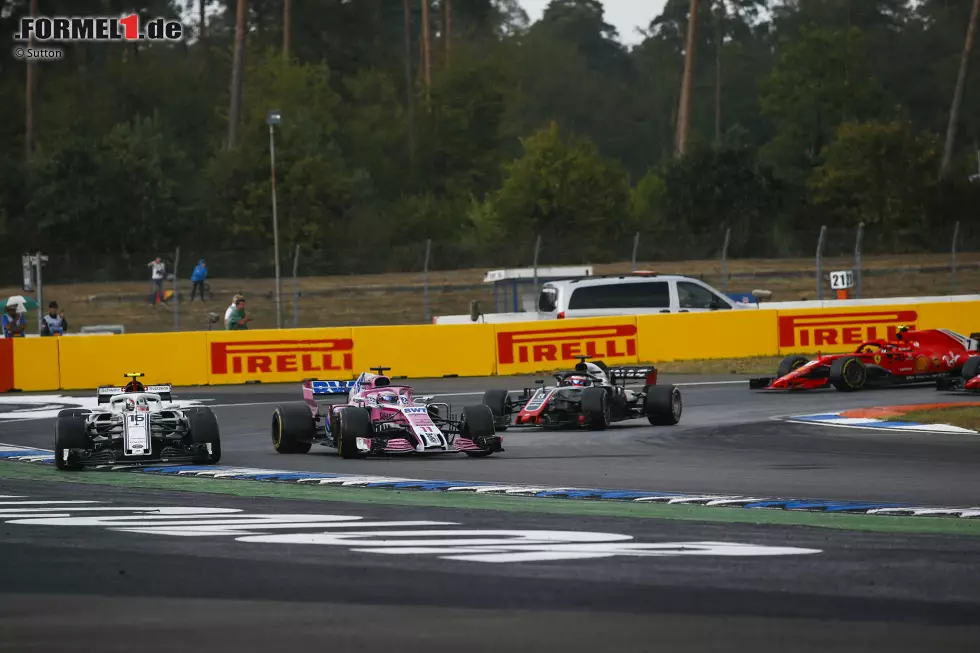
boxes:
[899,407,980,431]
[653,356,786,375]
[2,252,976,334]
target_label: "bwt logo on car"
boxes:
[210,339,354,375]
[497,324,637,365]
[778,310,917,348]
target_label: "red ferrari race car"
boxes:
[749,327,980,392]
[936,355,980,392]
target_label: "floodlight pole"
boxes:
[267,110,283,329]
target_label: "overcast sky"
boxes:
[519,0,669,46]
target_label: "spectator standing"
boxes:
[190,259,208,302]
[2,305,26,338]
[224,293,244,323]
[40,301,68,336]
[148,257,167,306]
[226,297,252,330]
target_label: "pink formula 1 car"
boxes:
[270,367,502,458]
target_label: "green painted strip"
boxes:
[2,462,979,537]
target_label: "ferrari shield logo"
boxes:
[874,354,881,364]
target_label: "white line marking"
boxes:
[785,419,979,435]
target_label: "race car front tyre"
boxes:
[335,407,371,459]
[645,385,682,426]
[461,405,498,457]
[830,356,867,392]
[581,387,610,431]
[777,355,810,378]
[54,415,88,471]
[961,356,980,380]
[272,403,315,454]
[188,407,222,464]
[482,389,511,431]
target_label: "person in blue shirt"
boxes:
[190,259,208,302]
[2,305,27,338]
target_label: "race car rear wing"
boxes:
[607,366,658,386]
[97,384,173,403]
[303,379,357,396]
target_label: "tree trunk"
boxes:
[283,0,291,60]
[227,0,247,150]
[714,0,724,145]
[675,0,699,157]
[25,0,38,161]
[199,0,207,49]
[443,0,452,67]
[403,0,416,162]
[421,0,431,105]
[941,0,980,178]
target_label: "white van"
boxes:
[536,274,748,319]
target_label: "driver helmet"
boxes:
[379,391,398,404]
[124,397,137,411]
[567,376,589,387]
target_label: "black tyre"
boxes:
[188,408,222,464]
[645,385,682,426]
[961,356,980,380]
[461,405,497,457]
[271,403,315,454]
[581,387,610,431]
[829,356,867,392]
[482,389,511,431]
[57,409,91,418]
[335,407,372,459]
[54,416,88,471]
[777,355,810,378]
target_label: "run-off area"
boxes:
[0,496,820,564]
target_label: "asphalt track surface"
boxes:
[1,478,979,652]
[3,375,980,650]
[3,374,980,504]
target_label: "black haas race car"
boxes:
[481,357,682,431]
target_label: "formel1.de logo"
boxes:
[14,14,184,43]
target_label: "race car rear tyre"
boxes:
[645,385,682,426]
[54,415,88,471]
[581,387,610,431]
[461,405,497,457]
[272,403,315,454]
[482,389,511,431]
[335,407,371,459]
[830,356,867,392]
[961,356,980,380]
[777,355,810,378]
[188,408,222,464]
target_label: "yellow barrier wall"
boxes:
[58,332,210,390]
[914,301,980,337]
[493,317,639,375]
[12,338,61,391]
[206,328,355,384]
[25,299,980,393]
[352,324,496,378]
[636,310,779,362]
[776,304,923,355]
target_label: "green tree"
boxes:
[487,122,631,262]
[659,144,784,257]
[808,120,942,250]
[760,27,884,180]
